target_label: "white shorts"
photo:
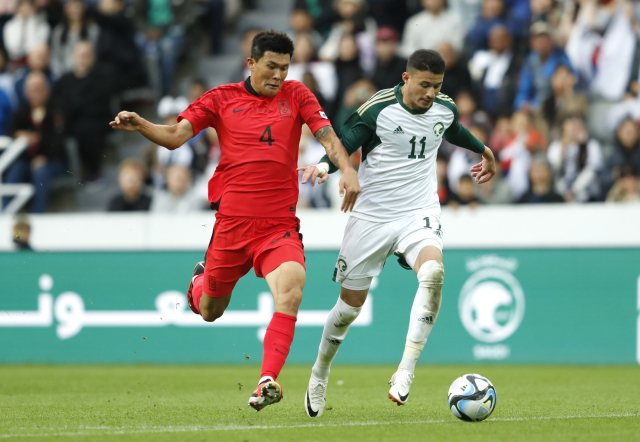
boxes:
[332,210,443,287]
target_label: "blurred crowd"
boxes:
[2,0,640,214]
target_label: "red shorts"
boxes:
[203,215,305,297]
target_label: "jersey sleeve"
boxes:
[442,97,485,154]
[293,82,332,133]
[319,111,374,174]
[177,90,218,136]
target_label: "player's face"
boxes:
[248,51,291,97]
[402,70,444,111]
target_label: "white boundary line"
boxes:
[0,413,638,439]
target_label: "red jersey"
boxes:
[178,77,331,217]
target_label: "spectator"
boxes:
[12,219,32,250]
[438,42,471,102]
[54,41,117,180]
[0,50,13,134]
[287,32,338,105]
[566,0,635,102]
[602,118,640,195]
[513,21,572,110]
[187,78,207,103]
[318,0,376,75]
[140,0,186,96]
[500,110,547,199]
[447,174,481,208]
[333,33,364,116]
[0,50,16,110]
[293,0,335,37]
[465,0,508,54]
[468,25,521,117]
[333,78,376,129]
[2,71,66,213]
[488,114,511,154]
[14,43,54,105]
[400,0,464,57]
[517,158,564,203]
[146,95,192,189]
[230,27,262,83]
[298,125,331,208]
[547,116,603,202]
[448,0,483,31]
[0,0,18,53]
[606,166,640,203]
[436,154,451,204]
[150,165,201,212]
[107,159,151,211]
[50,0,99,79]
[288,8,324,51]
[370,26,406,91]
[201,0,224,54]
[92,0,146,92]
[367,0,412,34]
[534,64,588,141]
[476,162,512,204]
[447,123,484,192]
[3,0,50,65]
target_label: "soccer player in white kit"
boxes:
[298,49,497,417]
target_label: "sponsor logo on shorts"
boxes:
[271,232,291,245]
[208,275,217,292]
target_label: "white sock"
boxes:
[311,297,362,381]
[258,375,274,385]
[399,261,444,374]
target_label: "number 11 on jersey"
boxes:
[409,136,427,159]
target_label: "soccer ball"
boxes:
[448,374,497,422]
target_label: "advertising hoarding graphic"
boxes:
[458,256,525,360]
[0,250,638,364]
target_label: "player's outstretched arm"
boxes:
[312,126,361,212]
[470,146,496,184]
[110,111,195,151]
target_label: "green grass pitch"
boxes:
[1,365,639,441]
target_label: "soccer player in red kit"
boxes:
[110,31,360,411]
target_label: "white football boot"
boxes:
[305,374,327,417]
[388,370,414,405]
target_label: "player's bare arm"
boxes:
[110,111,195,151]
[307,125,361,213]
[470,146,496,184]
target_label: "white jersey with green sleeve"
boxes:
[320,83,485,222]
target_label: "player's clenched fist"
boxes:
[110,111,143,131]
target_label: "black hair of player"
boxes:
[407,50,446,75]
[251,31,294,62]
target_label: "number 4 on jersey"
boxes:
[260,126,275,146]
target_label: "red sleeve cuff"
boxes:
[177,114,206,137]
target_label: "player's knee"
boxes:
[200,306,225,322]
[200,310,224,322]
[275,286,303,313]
[417,260,444,287]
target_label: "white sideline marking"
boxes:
[0,413,638,438]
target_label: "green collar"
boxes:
[394,83,431,115]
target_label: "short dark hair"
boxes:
[251,30,294,62]
[407,49,446,74]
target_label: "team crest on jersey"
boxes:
[434,122,445,138]
[278,100,291,119]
